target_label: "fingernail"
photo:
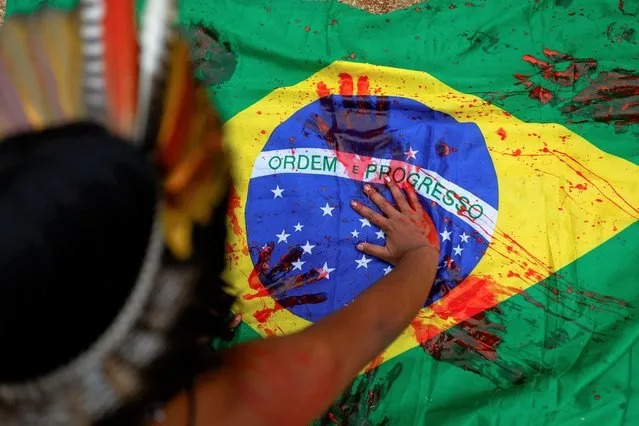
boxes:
[351,200,358,207]
[383,175,391,183]
[363,184,372,192]
[357,243,365,251]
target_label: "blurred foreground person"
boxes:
[0,2,439,425]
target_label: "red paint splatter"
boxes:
[529,86,554,104]
[512,149,522,156]
[327,412,340,425]
[449,4,456,9]
[436,141,451,156]
[522,54,550,69]
[431,276,499,323]
[421,308,505,370]
[562,69,639,127]
[253,293,327,323]
[338,73,354,96]
[357,75,370,95]
[410,319,441,343]
[226,186,244,238]
[330,19,337,25]
[322,364,402,425]
[497,127,507,140]
[365,353,385,372]
[349,52,356,59]
[514,49,639,128]
[316,81,330,98]
[304,26,310,32]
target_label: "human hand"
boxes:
[350,175,439,266]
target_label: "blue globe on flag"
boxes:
[245,94,499,322]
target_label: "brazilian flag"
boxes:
[7,0,639,424]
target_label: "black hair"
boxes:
[0,122,157,382]
[0,122,235,424]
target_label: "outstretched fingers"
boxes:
[403,181,422,212]
[363,184,398,218]
[383,175,411,212]
[351,200,388,229]
[356,242,390,262]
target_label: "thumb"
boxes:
[357,242,391,263]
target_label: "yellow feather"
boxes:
[0,18,48,128]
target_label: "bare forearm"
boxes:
[303,246,438,387]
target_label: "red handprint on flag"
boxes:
[517,48,639,130]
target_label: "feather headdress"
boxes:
[0,1,232,424]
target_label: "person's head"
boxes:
[0,122,235,425]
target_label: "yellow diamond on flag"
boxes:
[223,61,639,366]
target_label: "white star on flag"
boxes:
[294,222,304,232]
[276,230,290,243]
[292,259,305,271]
[375,230,385,240]
[460,232,470,243]
[355,254,373,269]
[271,185,284,198]
[359,218,371,228]
[320,203,335,216]
[383,265,393,275]
[405,146,419,160]
[351,229,360,238]
[301,241,316,254]
[453,245,464,256]
[440,229,452,241]
[319,262,336,279]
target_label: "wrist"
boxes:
[399,245,439,268]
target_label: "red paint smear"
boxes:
[421,309,504,364]
[253,293,327,323]
[316,81,330,98]
[227,186,244,238]
[357,75,370,95]
[365,353,385,372]
[497,127,507,140]
[410,318,441,343]
[436,141,451,156]
[561,68,639,127]
[327,412,341,425]
[553,150,639,218]
[432,275,499,323]
[247,243,273,291]
[253,306,281,323]
[522,54,550,69]
[542,48,573,63]
[338,73,354,96]
[529,86,554,104]
[349,52,356,59]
